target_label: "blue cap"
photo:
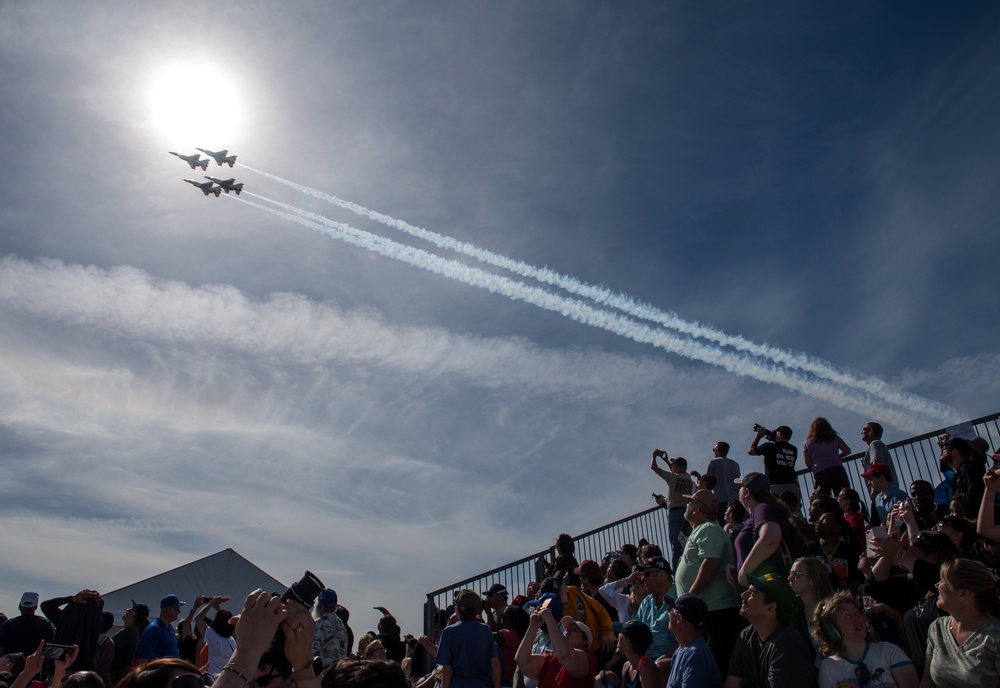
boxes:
[525,592,563,618]
[318,588,338,607]
[160,594,185,608]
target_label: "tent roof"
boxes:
[101,548,285,616]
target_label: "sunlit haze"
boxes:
[147,62,243,144]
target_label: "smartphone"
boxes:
[865,526,887,558]
[41,644,75,661]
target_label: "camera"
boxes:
[281,570,324,608]
[753,424,776,441]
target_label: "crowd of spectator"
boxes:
[2,417,999,688]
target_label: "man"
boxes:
[651,449,694,570]
[862,464,907,526]
[706,442,741,524]
[908,480,946,531]
[110,601,148,682]
[0,592,54,655]
[482,583,509,632]
[725,572,816,688]
[136,594,183,662]
[860,422,896,486]
[436,589,501,688]
[747,425,799,502]
[313,588,349,674]
[41,589,104,671]
[675,489,742,675]
[633,556,679,676]
[666,594,723,688]
[943,437,987,517]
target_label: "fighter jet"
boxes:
[169,151,210,171]
[196,148,237,167]
[205,176,244,195]
[184,179,222,197]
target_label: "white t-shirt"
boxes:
[818,641,912,688]
[205,626,237,675]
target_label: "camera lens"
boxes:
[282,571,325,608]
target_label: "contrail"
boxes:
[234,191,951,431]
[238,164,959,423]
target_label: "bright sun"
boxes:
[147,62,244,146]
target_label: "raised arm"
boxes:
[978,469,1000,541]
[650,450,671,480]
[514,612,546,680]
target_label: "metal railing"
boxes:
[424,411,1000,636]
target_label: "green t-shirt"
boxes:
[675,520,739,610]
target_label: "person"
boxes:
[311,589,348,674]
[748,425,799,502]
[9,643,80,688]
[111,602,148,682]
[374,608,405,663]
[941,437,987,520]
[0,593,54,656]
[41,589,105,672]
[863,464,908,527]
[665,594,722,688]
[724,502,748,541]
[193,596,236,676]
[95,611,115,686]
[435,589,501,688]
[556,574,615,658]
[788,557,834,650]
[725,572,817,688]
[802,417,851,497]
[198,589,321,688]
[573,561,618,623]
[137,595,184,663]
[611,619,660,688]
[326,656,409,688]
[707,442,742,524]
[651,449,694,571]
[633,557,678,676]
[812,591,917,688]
[909,480,946,532]
[495,606,529,688]
[922,559,1000,687]
[731,472,804,586]
[514,608,596,688]
[548,535,579,578]
[807,512,861,591]
[483,585,510,632]
[675,489,742,674]
[861,422,898,487]
[836,488,868,551]
[363,639,387,661]
[598,567,648,625]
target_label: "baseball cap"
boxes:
[525,592,563,618]
[19,592,39,609]
[745,572,796,617]
[638,556,672,575]
[485,583,509,597]
[455,589,483,615]
[735,471,770,495]
[574,560,602,580]
[318,588,338,607]
[683,489,719,516]
[861,464,891,479]
[665,593,708,628]
[672,457,688,470]
[560,616,593,646]
[160,594,185,608]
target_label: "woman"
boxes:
[616,620,660,688]
[362,640,387,661]
[869,531,962,675]
[731,472,803,585]
[789,557,835,638]
[194,596,236,675]
[495,606,530,687]
[837,488,868,551]
[922,559,1000,687]
[802,417,851,497]
[813,591,918,688]
[514,608,596,688]
[598,568,648,624]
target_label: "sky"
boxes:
[1,2,999,637]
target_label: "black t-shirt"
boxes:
[755,441,798,485]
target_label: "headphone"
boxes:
[819,601,842,643]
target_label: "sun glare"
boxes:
[147,62,244,146]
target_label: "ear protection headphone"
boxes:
[819,601,842,643]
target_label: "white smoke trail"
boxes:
[238,164,960,423]
[233,192,949,431]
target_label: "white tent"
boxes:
[101,548,285,617]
